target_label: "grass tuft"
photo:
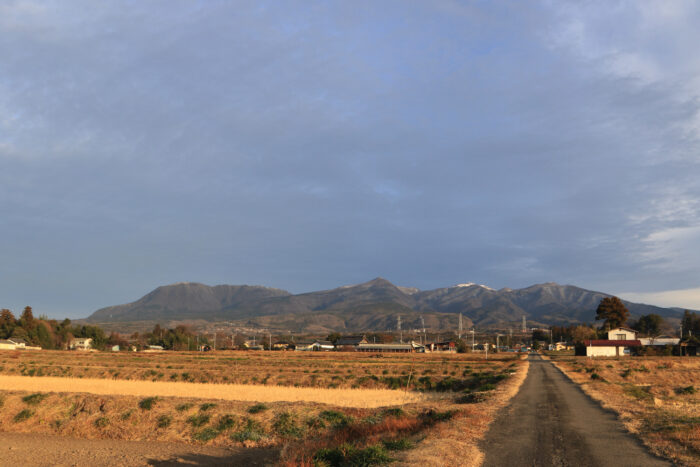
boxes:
[247,403,268,414]
[22,393,48,406]
[138,396,158,410]
[13,409,34,423]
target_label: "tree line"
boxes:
[0,306,112,350]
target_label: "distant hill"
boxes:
[86,278,685,332]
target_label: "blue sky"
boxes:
[1,1,700,318]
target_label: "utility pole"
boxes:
[522,315,527,332]
[214,333,216,351]
[458,313,463,340]
[269,332,272,351]
[421,315,427,346]
[509,327,513,348]
[471,329,475,352]
[398,315,402,343]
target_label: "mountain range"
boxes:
[85,279,685,333]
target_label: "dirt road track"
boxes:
[0,432,278,466]
[481,354,669,467]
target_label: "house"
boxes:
[272,341,293,351]
[8,338,26,349]
[356,343,415,353]
[335,335,368,351]
[425,341,456,353]
[312,340,335,351]
[550,342,573,351]
[293,340,335,351]
[70,338,93,351]
[0,339,17,350]
[583,327,641,357]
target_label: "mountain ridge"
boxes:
[86,279,687,332]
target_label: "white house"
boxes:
[584,327,641,357]
[70,337,93,351]
[0,339,17,350]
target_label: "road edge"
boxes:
[545,355,676,466]
[397,356,530,467]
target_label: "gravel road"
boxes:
[0,432,278,466]
[481,354,669,467]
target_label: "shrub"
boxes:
[247,403,268,414]
[193,427,220,442]
[187,413,211,427]
[381,407,404,418]
[423,409,457,423]
[120,409,134,420]
[624,385,653,401]
[94,417,109,428]
[176,403,193,412]
[455,393,486,404]
[22,393,47,406]
[213,415,235,431]
[199,402,217,412]
[314,443,393,466]
[319,410,352,428]
[157,415,172,428]
[13,409,34,423]
[139,397,158,410]
[676,386,696,395]
[231,418,265,442]
[273,411,302,437]
[382,438,414,451]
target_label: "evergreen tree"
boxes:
[595,297,629,330]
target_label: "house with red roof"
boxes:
[584,327,641,357]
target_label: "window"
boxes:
[616,334,626,340]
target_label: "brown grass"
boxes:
[0,375,426,408]
[0,349,524,463]
[549,355,700,466]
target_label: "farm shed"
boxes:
[356,343,414,353]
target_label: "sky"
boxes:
[1,1,700,318]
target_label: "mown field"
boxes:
[550,355,700,466]
[0,349,518,392]
[0,350,527,466]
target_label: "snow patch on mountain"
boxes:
[454,283,495,291]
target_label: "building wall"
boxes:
[586,346,620,357]
[0,343,16,350]
[607,328,636,340]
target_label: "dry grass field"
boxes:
[0,349,527,466]
[549,355,700,466]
